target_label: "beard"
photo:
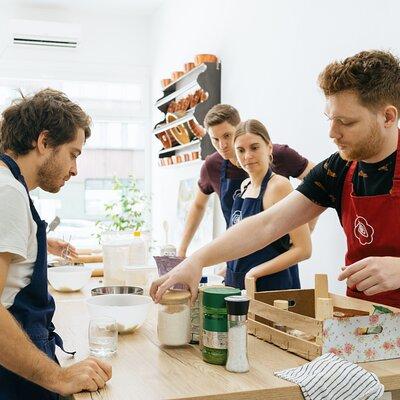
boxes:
[37,150,66,193]
[339,122,384,161]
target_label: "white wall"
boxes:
[0,1,153,218]
[150,0,400,294]
[0,2,151,81]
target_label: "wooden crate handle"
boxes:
[245,277,256,299]
[315,297,333,321]
[245,277,256,320]
[314,274,329,317]
[315,297,333,345]
[315,274,329,298]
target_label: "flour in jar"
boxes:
[157,303,190,346]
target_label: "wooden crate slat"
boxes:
[248,319,322,361]
[330,293,400,313]
[250,299,322,336]
[254,289,315,318]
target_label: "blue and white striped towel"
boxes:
[274,353,384,400]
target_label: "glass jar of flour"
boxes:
[158,290,191,346]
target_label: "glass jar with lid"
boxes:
[157,289,191,346]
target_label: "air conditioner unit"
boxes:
[10,19,81,48]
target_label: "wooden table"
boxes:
[51,279,400,400]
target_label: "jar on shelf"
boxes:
[202,287,241,365]
[157,290,191,346]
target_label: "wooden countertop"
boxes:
[51,279,400,400]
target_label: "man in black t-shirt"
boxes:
[151,50,400,308]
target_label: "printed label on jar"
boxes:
[202,330,227,349]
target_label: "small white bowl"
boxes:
[86,294,152,333]
[48,266,92,292]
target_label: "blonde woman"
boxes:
[226,119,311,291]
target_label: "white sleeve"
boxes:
[0,185,30,262]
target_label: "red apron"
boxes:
[341,134,400,307]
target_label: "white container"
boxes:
[48,266,92,292]
[86,294,151,333]
[102,232,132,285]
[129,232,147,265]
[124,265,158,295]
[157,290,191,346]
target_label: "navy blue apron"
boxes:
[0,154,74,400]
[219,159,244,227]
[225,169,301,291]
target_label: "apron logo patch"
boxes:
[354,216,374,245]
[231,210,242,225]
[232,189,242,200]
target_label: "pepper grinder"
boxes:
[225,295,250,373]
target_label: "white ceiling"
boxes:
[10,0,165,16]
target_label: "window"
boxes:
[84,178,145,217]
[86,121,145,150]
[0,76,149,224]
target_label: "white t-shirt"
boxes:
[0,167,37,308]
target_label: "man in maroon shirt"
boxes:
[178,104,315,257]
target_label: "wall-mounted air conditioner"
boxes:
[10,19,81,48]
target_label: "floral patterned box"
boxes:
[323,312,400,362]
[246,284,400,362]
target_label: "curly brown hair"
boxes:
[204,104,241,129]
[318,50,400,112]
[0,88,91,156]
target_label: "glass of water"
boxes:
[88,316,118,357]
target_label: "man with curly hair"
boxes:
[151,50,400,309]
[0,89,111,399]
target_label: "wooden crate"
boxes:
[246,275,400,362]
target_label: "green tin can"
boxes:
[202,287,241,365]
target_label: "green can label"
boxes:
[203,329,227,349]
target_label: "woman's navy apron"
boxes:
[225,169,300,291]
[219,159,244,227]
[0,154,74,400]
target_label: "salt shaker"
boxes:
[225,295,250,373]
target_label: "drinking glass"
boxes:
[88,316,118,357]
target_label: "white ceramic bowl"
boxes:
[86,294,152,333]
[48,266,92,292]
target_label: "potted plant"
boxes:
[95,175,149,241]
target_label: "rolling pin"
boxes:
[70,254,103,264]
